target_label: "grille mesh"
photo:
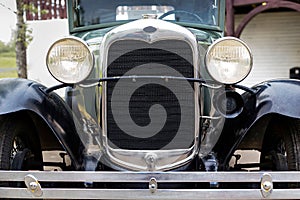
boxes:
[106,40,195,150]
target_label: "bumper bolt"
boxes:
[262,181,272,191]
[24,174,43,197]
[29,182,38,190]
[149,178,158,193]
[260,173,273,198]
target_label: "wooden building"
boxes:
[226,0,300,86]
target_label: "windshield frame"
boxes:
[67,0,225,33]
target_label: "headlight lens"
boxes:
[46,37,94,84]
[205,37,253,84]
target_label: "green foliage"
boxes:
[0,41,17,78]
[23,3,49,15]
[0,41,15,54]
[13,2,43,48]
[23,3,39,13]
[0,57,17,78]
[0,0,48,79]
[26,26,33,46]
[0,55,17,78]
[0,55,16,68]
[0,51,16,58]
[0,70,18,78]
[14,23,33,47]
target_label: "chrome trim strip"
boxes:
[1,171,300,199]
[1,171,300,182]
[2,188,300,199]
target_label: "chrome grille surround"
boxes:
[100,19,200,171]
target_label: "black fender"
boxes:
[250,79,300,119]
[0,78,84,169]
[214,79,300,167]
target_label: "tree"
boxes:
[15,0,27,79]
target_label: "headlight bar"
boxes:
[44,75,257,94]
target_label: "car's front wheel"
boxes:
[0,116,43,171]
[260,118,300,171]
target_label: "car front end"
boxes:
[1,0,300,199]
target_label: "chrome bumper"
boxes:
[0,171,300,199]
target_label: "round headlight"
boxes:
[46,37,94,84]
[205,37,253,84]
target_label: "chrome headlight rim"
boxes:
[204,36,253,85]
[46,36,94,84]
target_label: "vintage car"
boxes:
[0,0,300,199]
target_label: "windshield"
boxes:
[72,0,220,29]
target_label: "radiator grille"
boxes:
[106,40,195,150]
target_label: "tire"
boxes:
[0,116,43,171]
[260,118,300,171]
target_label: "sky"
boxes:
[0,0,16,43]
